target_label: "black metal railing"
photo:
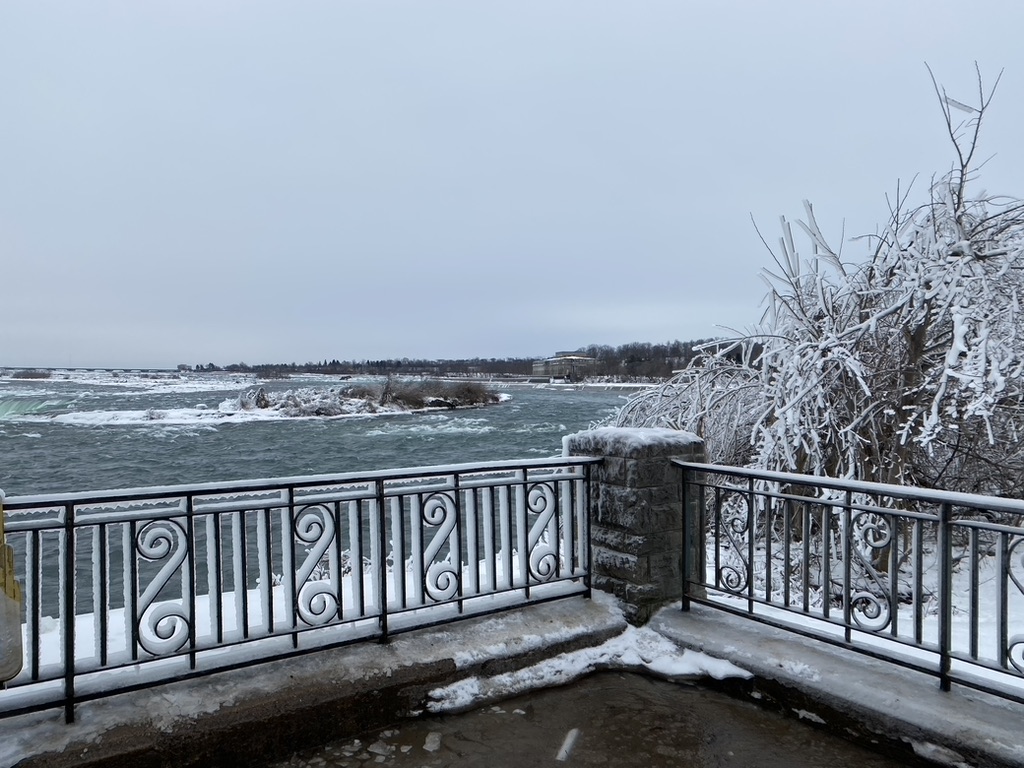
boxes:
[676,461,1024,704]
[1,457,598,722]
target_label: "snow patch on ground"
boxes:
[427,623,750,713]
[793,708,826,724]
[909,740,971,768]
[780,660,821,681]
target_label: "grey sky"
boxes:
[3,2,1023,368]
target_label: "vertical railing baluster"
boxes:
[186,494,197,669]
[842,490,852,643]
[969,527,979,661]
[746,478,755,613]
[499,485,512,591]
[764,484,774,604]
[282,489,297,648]
[713,486,722,592]
[821,503,831,621]
[557,477,568,580]
[483,486,496,593]
[554,477,563,581]
[516,470,528,594]
[889,510,899,638]
[29,531,40,680]
[390,495,405,610]
[698,476,706,595]
[62,504,75,723]
[411,494,424,604]
[122,523,133,661]
[582,466,592,597]
[375,479,389,643]
[234,511,248,640]
[257,508,273,635]
[801,500,810,613]
[913,519,924,646]
[782,498,791,609]
[681,466,690,612]
[370,495,382,618]
[998,530,1009,670]
[208,510,223,647]
[454,473,465,611]
[938,503,952,691]
[94,525,107,668]
[334,500,345,622]
[350,500,364,618]
[465,482,479,599]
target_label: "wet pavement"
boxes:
[269,672,911,768]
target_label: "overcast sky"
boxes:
[3,2,1023,368]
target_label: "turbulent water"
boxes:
[0,371,629,497]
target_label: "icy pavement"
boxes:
[271,672,910,768]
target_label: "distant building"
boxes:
[532,352,597,381]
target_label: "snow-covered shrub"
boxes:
[616,69,1024,498]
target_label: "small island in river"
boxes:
[238,378,505,418]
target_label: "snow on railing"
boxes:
[0,457,599,723]
[676,461,1024,704]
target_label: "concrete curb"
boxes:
[650,603,1024,768]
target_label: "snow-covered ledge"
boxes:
[564,427,705,625]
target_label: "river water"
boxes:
[0,371,629,497]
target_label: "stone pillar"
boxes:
[564,427,706,625]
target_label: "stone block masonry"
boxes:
[564,427,706,625]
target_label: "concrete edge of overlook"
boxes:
[651,603,1024,768]
[9,595,1024,768]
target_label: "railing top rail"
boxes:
[674,460,1024,516]
[3,455,602,511]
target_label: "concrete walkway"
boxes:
[271,672,913,768]
[5,595,1024,767]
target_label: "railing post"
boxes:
[563,427,706,625]
[938,502,952,692]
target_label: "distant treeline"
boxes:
[183,338,731,380]
[575,340,722,379]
